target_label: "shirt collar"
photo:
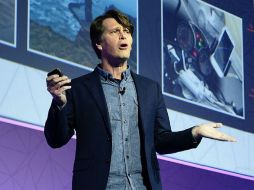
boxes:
[95,64,131,81]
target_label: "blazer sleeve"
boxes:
[154,83,201,154]
[44,89,75,148]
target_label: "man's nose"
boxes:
[119,30,127,39]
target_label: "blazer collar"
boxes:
[81,71,112,136]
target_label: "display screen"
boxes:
[161,0,253,178]
[28,0,138,72]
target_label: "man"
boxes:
[45,10,236,190]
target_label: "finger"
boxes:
[48,86,61,95]
[47,75,69,85]
[220,136,236,142]
[220,133,236,142]
[214,132,236,142]
[58,85,72,94]
[214,123,223,128]
[227,137,237,142]
[47,76,70,88]
[205,122,222,128]
[53,79,71,89]
[61,79,72,86]
[46,75,58,87]
[46,74,62,84]
[52,76,69,85]
[47,82,62,91]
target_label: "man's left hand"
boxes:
[192,123,236,142]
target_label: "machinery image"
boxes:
[162,0,244,117]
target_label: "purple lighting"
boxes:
[157,155,254,181]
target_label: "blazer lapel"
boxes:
[131,72,148,136]
[82,71,112,136]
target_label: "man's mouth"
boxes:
[119,43,128,50]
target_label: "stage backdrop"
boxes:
[0,0,253,189]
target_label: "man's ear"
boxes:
[96,42,102,50]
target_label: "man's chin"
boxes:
[116,54,130,62]
[108,56,129,67]
[106,53,131,65]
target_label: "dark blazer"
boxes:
[44,70,200,190]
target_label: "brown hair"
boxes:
[90,9,134,59]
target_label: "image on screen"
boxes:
[213,29,234,72]
[28,0,138,72]
[160,0,254,179]
[0,0,16,46]
[162,0,244,118]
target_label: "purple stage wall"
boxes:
[0,121,253,190]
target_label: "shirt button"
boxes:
[128,174,131,177]
[124,120,127,124]
[122,103,125,106]
[125,138,128,141]
[126,155,129,159]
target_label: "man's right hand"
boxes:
[46,74,71,106]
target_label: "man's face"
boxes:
[97,18,133,62]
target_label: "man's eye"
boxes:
[111,29,120,33]
[124,28,130,33]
